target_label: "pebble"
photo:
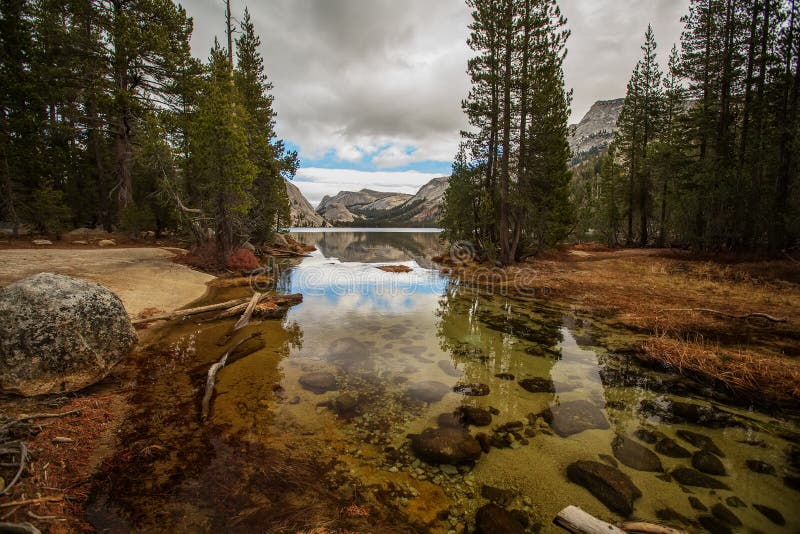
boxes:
[440,464,459,475]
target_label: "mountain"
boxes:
[285,179,330,228]
[316,176,449,227]
[569,98,624,166]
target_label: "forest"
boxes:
[0,0,296,261]
[442,0,800,262]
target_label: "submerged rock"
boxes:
[495,372,515,380]
[475,503,525,534]
[633,428,662,444]
[655,437,691,458]
[676,429,725,457]
[334,393,358,414]
[745,459,776,475]
[612,434,663,472]
[549,400,609,437]
[688,496,708,511]
[753,504,786,526]
[725,496,746,508]
[410,427,482,466]
[324,337,370,371]
[480,485,515,506]
[518,377,555,394]
[640,399,737,428]
[453,383,490,396]
[407,380,450,403]
[671,467,730,489]
[437,359,463,377]
[711,503,741,527]
[299,372,338,393]
[566,460,641,516]
[692,450,726,475]
[457,406,493,426]
[0,273,137,396]
[698,515,733,534]
[437,412,465,428]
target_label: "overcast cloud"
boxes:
[185,0,689,205]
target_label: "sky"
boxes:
[185,0,690,206]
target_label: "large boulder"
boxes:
[0,273,136,396]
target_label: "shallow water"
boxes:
[90,230,800,533]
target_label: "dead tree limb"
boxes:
[660,308,787,323]
[0,496,63,509]
[0,442,28,496]
[132,297,253,324]
[554,506,686,534]
[233,292,262,332]
[201,333,262,422]
[0,522,42,534]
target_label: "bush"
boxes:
[225,248,259,271]
[27,181,72,238]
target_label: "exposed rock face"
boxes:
[315,176,449,227]
[569,98,624,165]
[566,460,642,516]
[410,427,483,465]
[0,273,137,396]
[285,179,330,228]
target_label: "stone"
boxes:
[410,427,482,466]
[598,454,618,467]
[0,273,136,396]
[612,434,663,472]
[439,464,459,475]
[745,459,776,475]
[676,429,725,457]
[453,383,490,396]
[334,393,358,413]
[688,496,707,511]
[324,337,370,371]
[32,239,52,245]
[549,400,609,437]
[633,428,661,444]
[656,508,691,525]
[299,372,337,393]
[518,377,555,394]
[692,450,727,476]
[72,240,88,245]
[438,412,465,428]
[407,381,450,403]
[437,359,463,377]
[475,432,491,453]
[671,467,730,489]
[698,515,733,534]
[725,496,746,508]
[494,372,515,380]
[458,406,492,426]
[475,504,525,534]
[784,475,800,491]
[655,437,691,458]
[566,460,641,516]
[640,399,737,428]
[711,503,741,527]
[480,485,515,506]
[97,239,116,247]
[753,504,786,526]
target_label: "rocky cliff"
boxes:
[569,98,624,166]
[286,179,330,228]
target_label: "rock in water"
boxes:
[711,503,741,527]
[0,273,136,396]
[745,459,776,475]
[566,460,642,516]
[407,381,450,403]
[753,504,786,526]
[692,450,727,475]
[518,377,555,393]
[655,437,691,458]
[549,400,610,437]
[612,434,663,472]
[299,372,338,393]
[676,429,725,457]
[453,383,490,396]
[475,504,525,534]
[410,427,482,465]
[458,406,492,426]
[671,467,730,490]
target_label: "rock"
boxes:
[453,383,490,396]
[494,372,515,380]
[407,381,450,403]
[480,485,515,506]
[676,429,725,457]
[566,460,641,516]
[698,515,733,534]
[457,406,492,426]
[0,273,136,396]
[688,496,707,511]
[753,504,786,526]
[97,239,116,247]
[612,434,663,472]
[671,467,730,489]
[745,459,776,475]
[439,464,458,475]
[692,450,726,475]
[711,503,741,527]
[438,412,465,428]
[784,475,800,491]
[32,239,52,245]
[72,240,88,245]
[334,393,358,413]
[640,399,737,428]
[599,453,618,467]
[324,337,370,371]
[656,508,691,525]
[475,432,491,453]
[725,496,746,508]
[475,504,525,534]
[299,372,337,393]
[410,427,482,466]
[272,233,289,248]
[655,437,691,458]
[633,428,661,444]
[437,359,463,377]
[549,400,609,437]
[518,377,555,393]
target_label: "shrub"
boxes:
[226,248,259,271]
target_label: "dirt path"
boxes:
[0,247,214,316]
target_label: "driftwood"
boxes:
[0,441,27,496]
[135,293,303,325]
[201,333,262,422]
[132,296,254,324]
[660,308,787,323]
[554,506,686,534]
[0,523,42,534]
[233,292,262,332]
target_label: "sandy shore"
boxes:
[0,247,213,316]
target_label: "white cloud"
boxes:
[293,168,444,206]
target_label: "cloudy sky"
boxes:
[186,0,689,206]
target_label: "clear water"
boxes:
[89,230,800,533]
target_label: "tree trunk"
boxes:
[499,0,513,265]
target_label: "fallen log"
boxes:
[0,523,42,534]
[233,292,262,332]
[554,506,686,534]
[132,296,253,324]
[201,333,262,422]
[660,308,787,323]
